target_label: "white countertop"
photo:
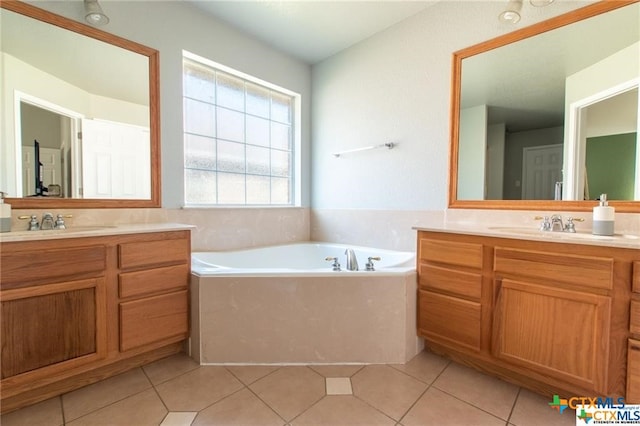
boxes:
[0,223,195,243]
[413,224,640,249]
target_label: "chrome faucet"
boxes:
[40,212,55,230]
[345,248,359,271]
[550,214,563,232]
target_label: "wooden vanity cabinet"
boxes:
[417,237,485,352]
[627,263,640,403]
[117,234,190,352]
[492,247,613,394]
[417,230,634,398]
[1,243,108,381]
[0,230,191,413]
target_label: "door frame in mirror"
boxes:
[449,0,639,213]
[1,0,161,208]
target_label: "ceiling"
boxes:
[185,0,438,64]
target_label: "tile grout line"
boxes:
[61,376,154,425]
[506,387,522,425]
[431,385,513,424]
[396,358,452,424]
[231,366,289,425]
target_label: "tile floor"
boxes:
[1,350,576,426]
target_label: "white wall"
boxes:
[27,0,312,209]
[310,1,593,249]
[311,1,591,212]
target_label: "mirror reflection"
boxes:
[456,2,639,202]
[1,5,152,200]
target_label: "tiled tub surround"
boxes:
[9,207,310,251]
[311,208,640,251]
[191,244,422,364]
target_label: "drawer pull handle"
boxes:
[631,346,640,352]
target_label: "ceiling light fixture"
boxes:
[84,0,109,26]
[499,0,523,24]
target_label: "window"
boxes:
[182,51,300,206]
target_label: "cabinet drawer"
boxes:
[628,339,640,404]
[419,264,481,300]
[119,237,189,269]
[631,300,640,335]
[419,238,483,269]
[418,290,481,351]
[119,264,189,299]
[1,245,106,289]
[119,290,188,352]
[634,262,640,294]
[494,247,613,290]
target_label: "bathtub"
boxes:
[190,242,423,365]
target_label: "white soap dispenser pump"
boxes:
[0,191,11,233]
[592,193,614,236]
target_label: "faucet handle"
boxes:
[18,214,40,231]
[534,216,551,231]
[563,217,584,233]
[54,214,72,230]
[325,256,341,271]
[365,256,381,271]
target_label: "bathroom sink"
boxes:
[488,226,639,240]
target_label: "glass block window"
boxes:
[183,52,299,206]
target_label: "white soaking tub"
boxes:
[190,242,423,365]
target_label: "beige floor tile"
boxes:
[401,387,506,426]
[161,412,198,426]
[433,362,518,420]
[510,389,575,426]
[291,395,395,426]
[143,352,200,385]
[66,388,167,426]
[155,366,243,411]
[249,366,325,421]
[193,388,285,426]
[0,397,63,426]
[62,368,152,421]
[390,350,450,384]
[351,365,427,421]
[226,365,280,385]
[326,377,353,395]
[309,365,364,378]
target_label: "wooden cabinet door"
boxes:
[1,278,107,381]
[628,340,640,404]
[492,279,611,393]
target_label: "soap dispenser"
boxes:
[592,193,614,236]
[0,191,11,233]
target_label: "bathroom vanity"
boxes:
[416,227,639,401]
[0,224,191,413]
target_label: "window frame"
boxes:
[182,50,302,207]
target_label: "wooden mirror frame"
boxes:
[1,0,161,209]
[448,0,639,213]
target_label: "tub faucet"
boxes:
[345,248,359,271]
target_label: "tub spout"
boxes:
[345,248,359,271]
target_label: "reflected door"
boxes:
[522,144,563,200]
[81,119,150,199]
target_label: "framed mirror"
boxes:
[0,0,160,208]
[449,0,639,212]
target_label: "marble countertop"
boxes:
[0,223,195,243]
[413,224,640,249]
